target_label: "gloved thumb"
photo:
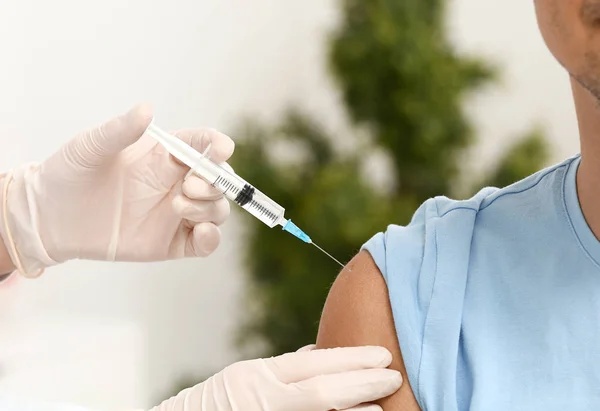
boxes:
[296,344,316,352]
[73,104,153,167]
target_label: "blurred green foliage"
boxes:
[228,0,551,357]
[163,0,551,401]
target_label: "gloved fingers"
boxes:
[173,195,230,226]
[292,368,402,411]
[219,162,235,174]
[184,222,221,257]
[342,404,383,411]
[182,175,223,200]
[67,104,153,168]
[265,346,392,384]
[296,344,316,352]
[173,128,235,164]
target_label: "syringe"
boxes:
[145,122,344,268]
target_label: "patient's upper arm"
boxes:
[316,250,421,411]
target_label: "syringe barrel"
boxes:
[191,156,285,228]
[144,123,285,228]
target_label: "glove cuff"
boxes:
[0,168,57,277]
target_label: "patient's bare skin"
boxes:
[316,251,421,411]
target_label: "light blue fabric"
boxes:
[363,155,600,410]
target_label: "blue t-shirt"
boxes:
[364,155,600,411]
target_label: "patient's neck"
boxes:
[572,79,600,241]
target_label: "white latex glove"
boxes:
[149,346,402,411]
[0,104,235,276]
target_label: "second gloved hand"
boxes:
[0,105,235,276]
[149,346,402,411]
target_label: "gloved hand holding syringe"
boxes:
[145,122,344,267]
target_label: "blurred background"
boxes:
[0,0,580,409]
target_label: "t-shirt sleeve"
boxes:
[362,197,477,410]
[362,198,438,407]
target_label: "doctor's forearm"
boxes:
[0,235,15,277]
[0,174,15,278]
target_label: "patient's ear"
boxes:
[316,250,421,411]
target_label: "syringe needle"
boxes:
[312,242,345,268]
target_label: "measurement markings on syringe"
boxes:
[213,177,279,223]
[248,199,278,222]
[214,175,240,196]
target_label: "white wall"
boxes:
[0,317,144,409]
[0,0,342,408]
[448,0,579,172]
[0,0,581,409]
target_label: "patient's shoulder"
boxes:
[316,251,421,411]
[317,193,495,410]
[317,250,393,346]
